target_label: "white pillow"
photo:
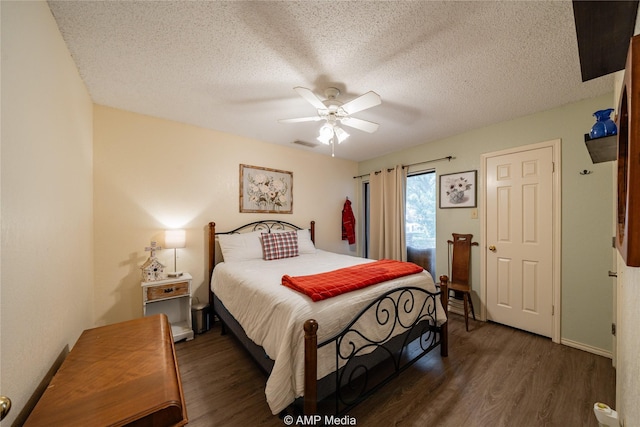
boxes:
[296,229,316,254]
[217,230,264,262]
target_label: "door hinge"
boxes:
[612,323,616,336]
[552,305,555,316]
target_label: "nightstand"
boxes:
[142,273,194,342]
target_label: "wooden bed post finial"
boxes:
[303,319,318,415]
[310,220,315,244]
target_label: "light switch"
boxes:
[471,208,478,219]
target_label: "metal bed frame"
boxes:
[207,220,448,417]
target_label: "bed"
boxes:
[208,220,449,417]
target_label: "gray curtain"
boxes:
[368,165,407,261]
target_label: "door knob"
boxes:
[489,245,497,252]
[0,396,11,421]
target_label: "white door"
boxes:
[485,144,555,337]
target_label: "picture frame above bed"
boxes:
[239,164,293,213]
[439,170,477,208]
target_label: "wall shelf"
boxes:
[584,134,617,163]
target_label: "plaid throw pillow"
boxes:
[261,231,299,260]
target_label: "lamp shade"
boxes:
[317,123,334,145]
[334,126,349,143]
[164,229,186,249]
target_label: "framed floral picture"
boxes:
[239,164,293,213]
[439,170,477,208]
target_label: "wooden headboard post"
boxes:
[309,220,315,244]
[208,221,216,307]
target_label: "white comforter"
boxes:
[211,250,446,414]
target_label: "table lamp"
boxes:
[164,229,186,277]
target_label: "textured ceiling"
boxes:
[48,1,614,162]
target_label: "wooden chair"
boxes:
[446,233,478,331]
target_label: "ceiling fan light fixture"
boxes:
[317,134,332,145]
[335,126,349,143]
[280,86,381,156]
[317,123,334,145]
[319,123,333,134]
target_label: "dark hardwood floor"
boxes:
[175,314,615,426]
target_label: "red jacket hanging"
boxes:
[342,198,356,245]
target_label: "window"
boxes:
[363,170,436,276]
[406,171,436,277]
[405,171,436,250]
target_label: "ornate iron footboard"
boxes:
[303,284,448,416]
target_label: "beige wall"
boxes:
[93,105,358,325]
[1,2,94,425]
[359,94,616,355]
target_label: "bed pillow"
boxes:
[296,229,316,254]
[271,228,316,254]
[261,231,299,260]
[217,230,264,262]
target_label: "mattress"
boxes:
[211,250,446,414]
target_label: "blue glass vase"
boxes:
[589,108,617,138]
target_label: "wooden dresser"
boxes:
[24,314,188,426]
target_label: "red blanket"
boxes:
[282,259,424,301]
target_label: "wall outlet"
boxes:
[471,208,478,219]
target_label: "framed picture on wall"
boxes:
[239,164,293,213]
[439,170,477,208]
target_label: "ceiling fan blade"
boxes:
[278,116,322,124]
[340,117,379,133]
[294,87,327,111]
[341,91,381,115]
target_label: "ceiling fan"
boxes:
[278,87,382,156]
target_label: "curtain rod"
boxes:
[353,155,454,179]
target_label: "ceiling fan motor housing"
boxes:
[324,87,340,100]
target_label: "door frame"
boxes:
[480,139,562,343]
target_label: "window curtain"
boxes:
[368,165,407,261]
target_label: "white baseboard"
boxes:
[447,307,612,359]
[561,338,612,359]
